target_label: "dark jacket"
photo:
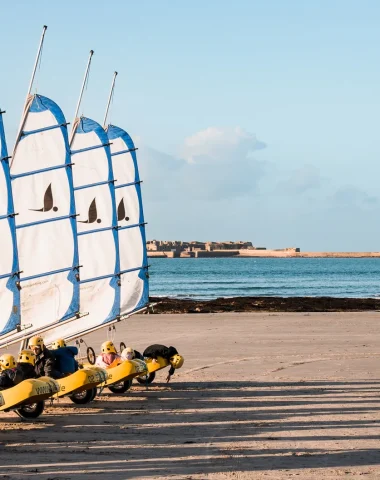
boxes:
[143,344,178,376]
[53,346,79,375]
[133,349,144,360]
[35,346,60,378]
[0,363,36,390]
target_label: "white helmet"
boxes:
[122,347,135,360]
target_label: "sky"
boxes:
[1,0,380,251]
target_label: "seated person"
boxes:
[95,341,121,368]
[0,354,16,371]
[121,346,144,361]
[143,344,184,383]
[0,350,36,390]
[51,338,79,375]
[28,335,61,379]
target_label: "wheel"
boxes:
[108,380,131,394]
[89,387,98,401]
[69,387,97,404]
[87,347,96,365]
[17,401,45,419]
[136,371,156,385]
[119,342,126,353]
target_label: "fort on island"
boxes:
[147,240,380,258]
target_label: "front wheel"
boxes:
[87,347,96,365]
[108,380,131,394]
[89,387,98,401]
[17,401,45,419]
[136,372,156,385]
[69,387,97,404]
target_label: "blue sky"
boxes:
[1,1,380,250]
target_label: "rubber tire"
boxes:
[17,401,45,419]
[119,342,126,353]
[87,347,96,365]
[69,387,97,404]
[136,371,156,385]
[89,387,98,401]
[108,380,131,394]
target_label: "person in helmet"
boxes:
[143,344,184,383]
[121,346,144,361]
[51,339,79,375]
[95,341,121,368]
[0,354,16,371]
[28,335,61,378]
[0,350,36,390]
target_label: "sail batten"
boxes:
[11,162,71,179]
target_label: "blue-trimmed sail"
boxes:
[106,125,149,315]
[44,116,120,343]
[0,95,80,346]
[0,110,20,335]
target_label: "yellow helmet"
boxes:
[170,354,184,369]
[51,339,66,350]
[28,336,44,348]
[101,341,116,354]
[0,354,16,370]
[18,349,36,366]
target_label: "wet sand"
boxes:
[1,311,380,479]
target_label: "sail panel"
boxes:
[16,219,74,278]
[71,124,109,188]
[120,269,148,314]
[115,185,140,225]
[78,230,116,280]
[4,95,79,342]
[11,100,68,175]
[12,168,71,228]
[75,183,114,233]
[0,111,20,335]
[107,125,148,317]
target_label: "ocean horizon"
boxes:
[148,257,380,300]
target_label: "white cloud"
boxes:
[138,126,267,202]
[180,126,266,164]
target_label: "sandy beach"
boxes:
[1,311,380,479]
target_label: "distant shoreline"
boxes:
[148,296,380,313]
[148,251,380,258]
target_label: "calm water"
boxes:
[148,257,380,299]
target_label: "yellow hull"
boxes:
[54,367,107,398]
[146,356,169,373]
[84,360,147,387]
[0,377,59,412]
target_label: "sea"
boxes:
[148,257,380,300]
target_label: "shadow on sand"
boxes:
[1,379,380,478]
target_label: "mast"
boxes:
[26,25,47,103]
[103,71,118,128]
[72,50,94,131]
[14,25,48,149]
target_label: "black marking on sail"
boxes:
[30,183,58,212]
[78,198,101,224]
[117,198,129,222]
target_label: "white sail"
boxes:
[44,117,120,344]
[0,95,80,347]
[106,125,149,315]
[0,110,20,336]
